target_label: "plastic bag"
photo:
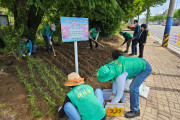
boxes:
[124,79,150,98]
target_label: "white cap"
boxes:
[50,24,56,31]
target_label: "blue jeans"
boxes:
[64,89,104,120]
[32,45,37,53]
[130,61,152,111]
[131,39,138,54]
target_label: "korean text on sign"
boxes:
[60,17,89,42]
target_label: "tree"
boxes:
[174,8,180,18]
[133,0,146,21]
[143,0,167,27]
[0,0,127,41]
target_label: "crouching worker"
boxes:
[119,31,133,53]
[58,72,106,120]
[97,50,152,118]
[19,36,37,57]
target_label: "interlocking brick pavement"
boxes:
[107,31,180,120]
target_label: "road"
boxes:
[148,25,180,49]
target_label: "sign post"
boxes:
[74,41,79,73]
[60,17,89,73]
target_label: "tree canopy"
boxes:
[149,14,166,22]
[0,0,167,53]
[174,8,180,18]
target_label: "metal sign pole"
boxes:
[74,41,79,74]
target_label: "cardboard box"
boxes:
[103,89,125,117]
[105,102,125,117]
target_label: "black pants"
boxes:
[139,43,144,58]
[59,96,71,118]
[89,38,98,49]
[43,36,54,52]
[101,115,107,120]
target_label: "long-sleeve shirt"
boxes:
[111,72,128,103]
[138,30,148,44]
[19,40,32,55]
[46,29,52,41]
[133,24,141,38]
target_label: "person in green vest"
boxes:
[58,72,106,120]
[42,24,55,54]
[19,36,37,57]
[88,27,101,49]
[119,31,133,53]
[97,50,152,118]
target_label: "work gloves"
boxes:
[22,53,31,57]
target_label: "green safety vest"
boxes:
[67,84,105,120]
[42,26,54,37]
[90,28,99,38]
[108,56,146,81]
[122,32,133,39]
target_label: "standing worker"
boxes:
[138,24,148,58]
[119,31,133,53]
[129,20,141,56]
[42,24,56,54]
[89,27,101,49]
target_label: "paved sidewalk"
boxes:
[108,33,180,120]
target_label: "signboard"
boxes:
[169,33,180,46]
[0,15,9,26]
[60,17,89,42]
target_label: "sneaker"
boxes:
[125,110,140,118]
[48,51,51,55]
[129,53,134,56]
[58,106,62,112]
[123,51,128,53]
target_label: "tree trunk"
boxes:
[13,0,28,28]
[146,6,150,28]
[130,18,134,25]
[12,0,44,42]
[23,5,44,43]
[138,14,140,22]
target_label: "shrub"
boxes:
[0,26,23,54]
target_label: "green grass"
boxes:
[27,57,57,115]
[16,56,68,117]
[15,66,42,118]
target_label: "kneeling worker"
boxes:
[58,72,106,120]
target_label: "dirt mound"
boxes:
[0,35,123,120]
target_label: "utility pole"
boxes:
[162,0,176,47]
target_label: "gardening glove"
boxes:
[120,44,124,47]
[22,54,26,57]
[50,41,53,46]
[28,53,31,56]
[109,94,115,102]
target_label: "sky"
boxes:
[138,0,180,19]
